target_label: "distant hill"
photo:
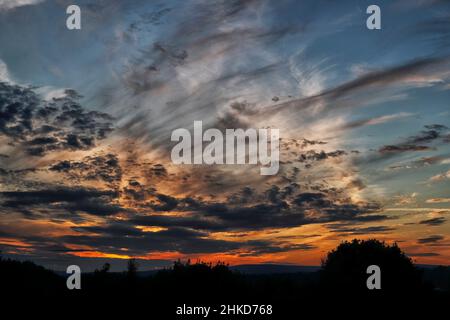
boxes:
[54,263,320,277]
[54,263,449,276]
[54,264,320,276]
[417,264,449,269]
[230,264,320,274]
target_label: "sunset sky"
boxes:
[1,0,450,271]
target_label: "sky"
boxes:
[0,0,450,271]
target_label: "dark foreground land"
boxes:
[1,240,449,317]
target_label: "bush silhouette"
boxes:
[320,239,427,294]
[151,260,242,301]
[95,263,111,274]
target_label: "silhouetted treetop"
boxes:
[320,239,427,293]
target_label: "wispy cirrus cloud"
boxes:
[0,59,10,82]
[428,170,450,183]
[426,198,450,204]
[0,0,44,11]
[267,57,450,115]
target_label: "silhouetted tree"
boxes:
[95,262,110,274]
[127,259,138,274]
[126,258,139,284]
[92,262,111,283]
[320,239,427,294]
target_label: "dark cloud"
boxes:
[298,150,347,162]
[129,184,383,232]
[62,199,125,216]
[379,125,448,154]
[238,241,316,257]
[59,221,316,257]
[408,252,440,257]
[0,187,124,217]
[379,145,431,153]
[351,214,390,222]
[63,225,242,255]
[419,217,446,226]
[316,59,448,101]
[346,179,366,190]
[227,186,257,205]
[409,125,447,144]
[327,224,395,235]
[2,152,385,236]
[148,194,179,211]
[131,214,222,231]
[418,235,445,244]
[0,83,114,156]
[123,183,155,202]
[147,164,167,178]
[49,153,122,188]
[0,222,230,260]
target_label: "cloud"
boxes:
[428,170,450,182]
[148,194,179,212]
[417,11,450,49]
[0,59,10,82]
[0,0,44,11]
[426,198,450,203]
[388,156,445,170]
[327,225,395,235]
[129,185,383,232]
[0,82,114,156]
[417,235,444,244]
[2,0,449,266]
[238,242,316,257]
[379,145,431,153]
[0,187,124,217]
[49,153,122,188]
[298,150,347,163]
[0,217,316,259]
[339,112,415,131]
[268,57,450,114]
[10,225,244,256]
[379,124,448,154]
[419,217,446,226]
[84,224,312,257]
[62,223,308,256]
[408,252,440,257]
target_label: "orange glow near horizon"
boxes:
[61,237,449,266]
